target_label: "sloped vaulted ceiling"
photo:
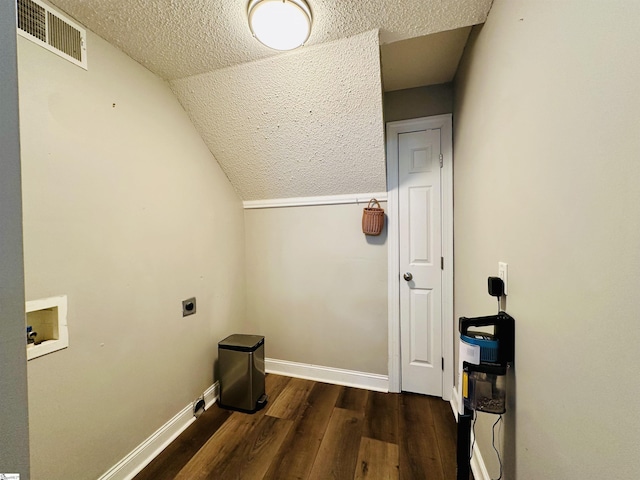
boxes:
[49,0,493,200]
[170,30,386,200]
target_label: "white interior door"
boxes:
[399,128,443,396]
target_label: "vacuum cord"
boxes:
[469,411,477,461]
[470,412,504,480]
[492,414,504,480]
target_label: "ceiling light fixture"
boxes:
[248,0,312,51]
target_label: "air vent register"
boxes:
[16,0,87,69]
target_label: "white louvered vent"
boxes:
[17,0,87,69]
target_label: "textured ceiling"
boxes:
[46,0,492,200]
[170,31,387,200]
[49,0,492,81]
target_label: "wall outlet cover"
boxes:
[498,262,508,295]
[182,297,196,317]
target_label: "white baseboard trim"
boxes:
[243,192,387,209]
[266,358,389,392]
[203,382,219,409]
[470,442,491,480]
[450,385,460,420]
[98,382,219,480]
[451,386,491,480]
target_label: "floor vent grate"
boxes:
[16,0,87,69]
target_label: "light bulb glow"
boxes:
[248,0,312,51]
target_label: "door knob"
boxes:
[403,272,413,281]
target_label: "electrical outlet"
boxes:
[498,262,508,295]
[182,297,196,317]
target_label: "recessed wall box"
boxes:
[26,295,69,360]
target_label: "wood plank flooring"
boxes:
[135,374,466,480]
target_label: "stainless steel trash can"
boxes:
[218,334,267,412]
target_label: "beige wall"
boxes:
[18,32,245,479]
[0,1,30,476]
[454,1,640,478]
[244,203,388,375]
[384,83,453,123]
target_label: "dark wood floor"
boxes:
[135,374,464,480]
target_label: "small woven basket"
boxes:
[362,198,384,236]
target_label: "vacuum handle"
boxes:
[459,312,515,364]
[459,313,506,335]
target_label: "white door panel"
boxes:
[409,288,433,365]
[399,129,443,396]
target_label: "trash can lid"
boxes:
[219,334,264,352]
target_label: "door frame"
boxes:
[386,114,453,399]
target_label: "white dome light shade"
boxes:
[248,0,312,51]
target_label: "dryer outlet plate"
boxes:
[182,297,196,317]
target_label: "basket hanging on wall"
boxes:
[362,198,385,236]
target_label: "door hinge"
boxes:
[441,357,444,371]
[441,257,444,270]
[439,153,443,168]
